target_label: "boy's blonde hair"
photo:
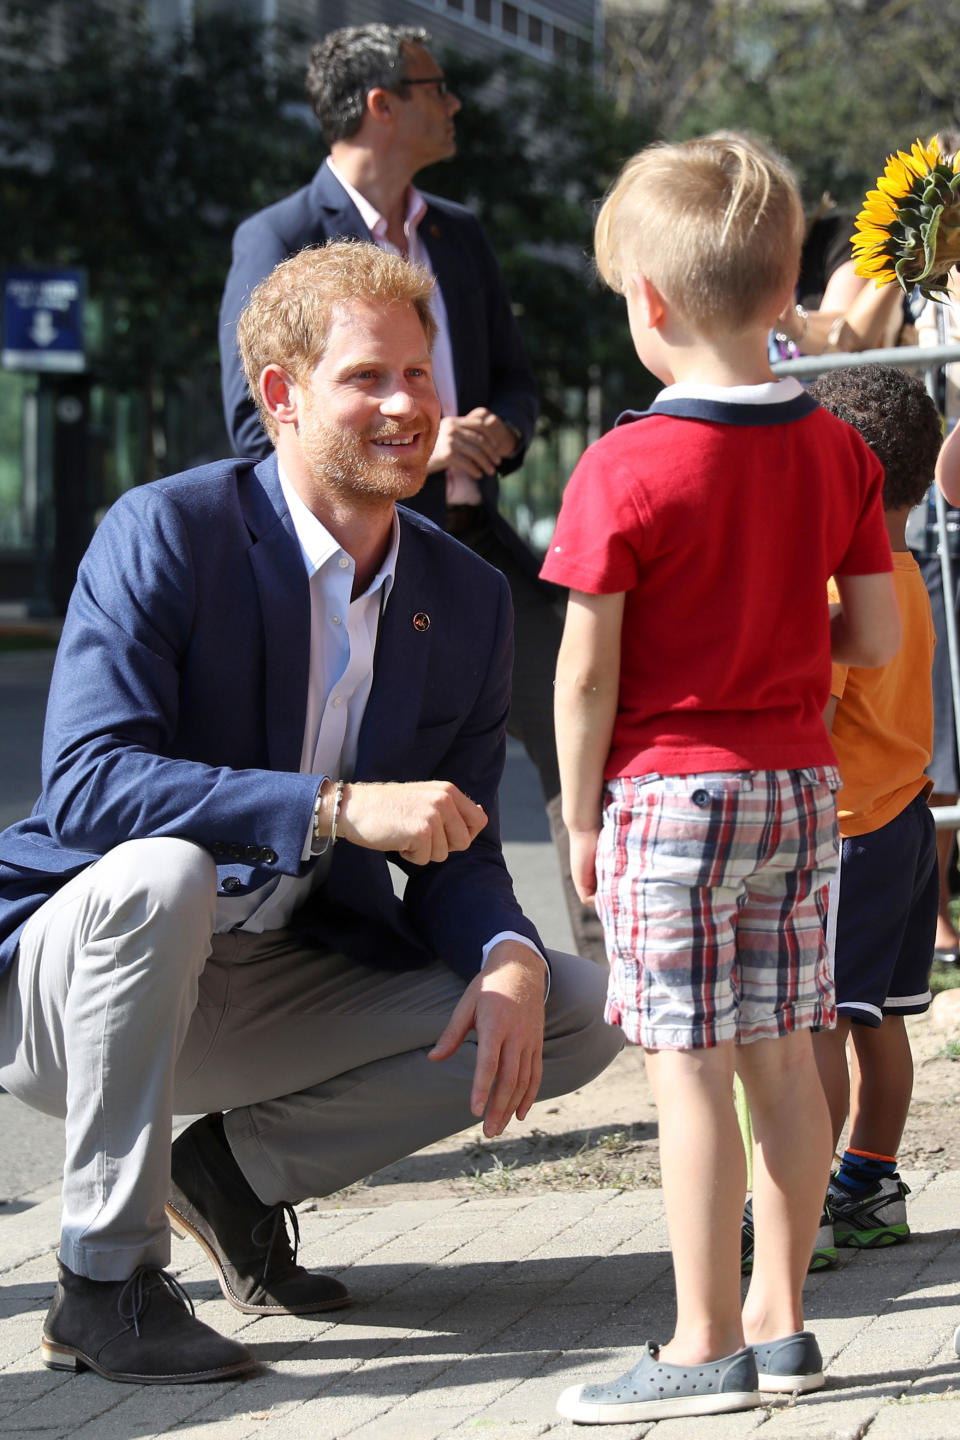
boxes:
[594,131,804,338]
[237,240,437,442]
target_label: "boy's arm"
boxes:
[554,590,625,903]
[830,573,901,668]
[937,422,960,507]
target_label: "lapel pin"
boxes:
[413,612,431,632]
[430,224,441,238]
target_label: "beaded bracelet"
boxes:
[312,780,328,846]
[330,779,345,844]
[312,777,345,845]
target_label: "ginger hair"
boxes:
[236,240,437,442]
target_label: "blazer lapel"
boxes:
[311,162,372,241]
[244,459,311,773]
[355,516,430,779]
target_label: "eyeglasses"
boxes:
[399,76,450,97]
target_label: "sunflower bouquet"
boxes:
[852,138,960,299]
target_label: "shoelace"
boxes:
[250,1201,300,1283]
[118,1267,195,1338]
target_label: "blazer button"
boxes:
[221,876,242,894]
[262,849,278,865]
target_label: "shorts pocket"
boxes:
[795,765,840,793]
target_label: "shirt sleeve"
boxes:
[833,442,894,577]
[540,439,645,593]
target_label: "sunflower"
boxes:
[852,137,960,299]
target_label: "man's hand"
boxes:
[427,408,519,479]
[428,940,547,1137]
[325,781,487,865]
[568,825,601,905]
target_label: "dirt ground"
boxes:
[321,977,960,1209]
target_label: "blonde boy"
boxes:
[545,133,901,1425]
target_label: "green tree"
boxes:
[604,0,960,211]
[422,52,655,431]
[0,4,652,502]
[0,1,318,477]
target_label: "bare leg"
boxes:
[738,1031,833,1344]
[930,795,958,954]
[812,1016,852,1151]
[847,1017,913,1158]
[644,1042,746,1365]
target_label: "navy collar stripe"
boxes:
[616,393,819,428]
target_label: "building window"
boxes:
[474,0,491,23]
[553,25,568,58]
[528,13,542,44]
[446,0,463,10]
[502,2,518,34]
[576,36,592,67]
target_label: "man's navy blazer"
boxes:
[219,162,539,550]
[0,457,543,980]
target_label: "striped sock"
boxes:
[836,1148,897,1193]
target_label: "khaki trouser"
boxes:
[0,838,621,1280]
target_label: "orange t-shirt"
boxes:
[829,552,935,838]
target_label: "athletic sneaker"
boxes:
[827,1172,910,1248]
[741,1197,837,1274]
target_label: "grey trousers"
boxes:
[0,838,622,1281]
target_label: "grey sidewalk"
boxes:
[3,647,960,1437]
[3,1170,960,1439]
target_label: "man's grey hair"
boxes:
[306,24,430,145]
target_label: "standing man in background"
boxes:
[219,22,604,963]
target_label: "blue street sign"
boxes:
[2,268,85,373]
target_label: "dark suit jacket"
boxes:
[0,457,543,979]
[219,163,540,564]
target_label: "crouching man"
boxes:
[0,241,621,1384]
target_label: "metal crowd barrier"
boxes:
[773,340,960,830]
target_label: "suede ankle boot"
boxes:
[42,1258,254,1384]
[167,1112,350,1315]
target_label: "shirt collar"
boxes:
[276,459,400,601]
[325,156,427,246]
[652,377,806,407]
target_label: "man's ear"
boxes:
[631,273,666,330]
[366,85,396,127]
[260,365,299,428]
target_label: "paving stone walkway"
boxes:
[3,1170,960,1439]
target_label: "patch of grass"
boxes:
[464,1127,660,1195]
[930,959,960,995]
[934,1038,960,1061]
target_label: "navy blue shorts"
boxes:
[833,791,938,1027]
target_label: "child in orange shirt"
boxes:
[810,364,942,1250]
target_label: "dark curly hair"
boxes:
[306,24,429,145]
[808,363,942,510]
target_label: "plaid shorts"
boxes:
[595,768,840,1049]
